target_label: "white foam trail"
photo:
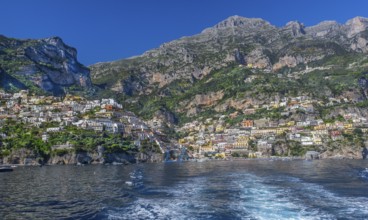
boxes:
[231,173,368,220]
[359,168,368,180]
[230,174,334,219]
[106,177,213,220]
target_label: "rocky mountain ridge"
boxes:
[0,35,92,95]
[91,16,368,90]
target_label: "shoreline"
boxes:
[2,155,367,167]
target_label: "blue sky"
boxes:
[1,0,368,65]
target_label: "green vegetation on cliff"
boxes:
[0,119,138,162]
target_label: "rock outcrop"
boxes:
[0,35,92,95]
[0,147,161,165]
[188,91,225,108]
[282,21,306,37]
[305,151,320,160]
[1,148,42,165]
[305,21,341,37]
[345,17,368,38]
[314,140,366,159]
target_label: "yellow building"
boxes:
[344,128,354,134]
[237,136,250,141]
[312,136,323,145]
[276,127,289,135]
[287,121,295,126]
[251,128,277,135]
[201,145,215,152]
[215,152,226,159]
[248,152,258,158]
[314,124,326,130]
[63,94,85,102]
[215,125,224,133]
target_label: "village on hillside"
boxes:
[177,95,368,159]
[0,90,168,161]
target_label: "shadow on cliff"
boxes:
[362,147,368,159]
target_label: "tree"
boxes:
[353,128,363,137]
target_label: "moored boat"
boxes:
[0,166,14,172]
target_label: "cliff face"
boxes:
[268,139,367,159]
[0,148,162,165]
[0,35,91,95]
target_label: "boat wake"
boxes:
[102,177,215,219]
[100,171,368,220]
[359,168,368,180]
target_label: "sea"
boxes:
[1,159,368,220]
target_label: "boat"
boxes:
[0,166,14,172]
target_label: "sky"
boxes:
[1,0,368,65]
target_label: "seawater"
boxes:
[1,159,368,219]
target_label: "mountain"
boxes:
[91,16,368,86]
[90,16,368,127]
[0,35,92,95]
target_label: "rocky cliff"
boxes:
[0,35,92,95]
[0,147,163,165]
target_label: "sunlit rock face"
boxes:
[0,35,91,95]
